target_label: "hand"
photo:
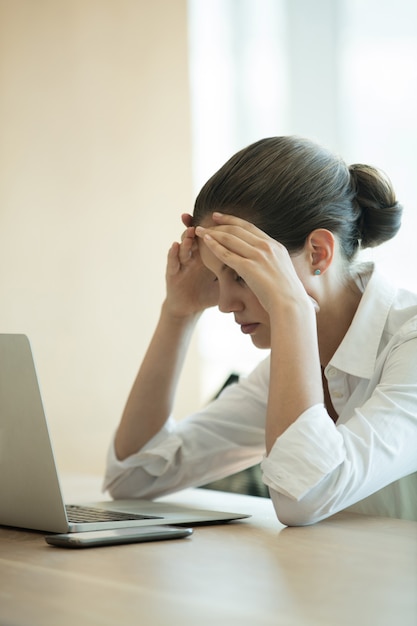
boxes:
[164,213,219,318]
[195,213,312,316]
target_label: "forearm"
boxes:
[265,302,323,453]
[114,302,201,460]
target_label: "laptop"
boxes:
[0,334,250,533]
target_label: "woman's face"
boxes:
[198,238,272,349]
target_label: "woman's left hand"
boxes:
[195,212,312,316]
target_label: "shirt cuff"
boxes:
[104,417,181,486]
[261,404,346,500]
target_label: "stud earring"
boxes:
[314,269,321,276]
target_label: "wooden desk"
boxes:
[1,477,416,626]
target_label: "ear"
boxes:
[305,229,335,275]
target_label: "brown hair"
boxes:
[193,136,402,261]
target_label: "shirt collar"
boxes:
[329,263,397,379]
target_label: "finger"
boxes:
[195,224,262,253]
[201,215,268,248]
[195,228,254,275]
[180,225,198,259]
[178,233,195,264]
[180,225,196,242]
[181,213,193,228]
[211,212,260,234]
[166,242,180,276]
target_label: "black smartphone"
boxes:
[45,525,193,548]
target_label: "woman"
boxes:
[104,136,417,525]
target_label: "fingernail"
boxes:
[213,212,223,218]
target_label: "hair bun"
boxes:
[349,164,402,248]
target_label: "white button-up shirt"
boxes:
[104,264,417,525]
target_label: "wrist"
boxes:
[268,294,316,324]
[161,300,202,326]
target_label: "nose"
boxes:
[218,285,244,314]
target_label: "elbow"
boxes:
[106,481,126,501]
[105,477,134,500]
[269,489,332,527]
[104,467,158,501]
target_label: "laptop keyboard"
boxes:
[65,504,163,523]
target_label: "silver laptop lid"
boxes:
[0,334,251,533]
[0,334,69,532]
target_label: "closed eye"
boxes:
[211,265,245,285]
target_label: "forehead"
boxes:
[198,238,220,271]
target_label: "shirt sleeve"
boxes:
[262,321,417,526]
[261,403,346,499]
[103,356,270,499]
[103,418,184,498]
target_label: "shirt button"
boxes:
[327,367,337,378]
[333,391,343,399]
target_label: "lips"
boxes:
[239,323,259,335]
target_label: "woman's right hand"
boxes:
[164,213,219,318]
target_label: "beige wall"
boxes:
[0,0,201,475]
